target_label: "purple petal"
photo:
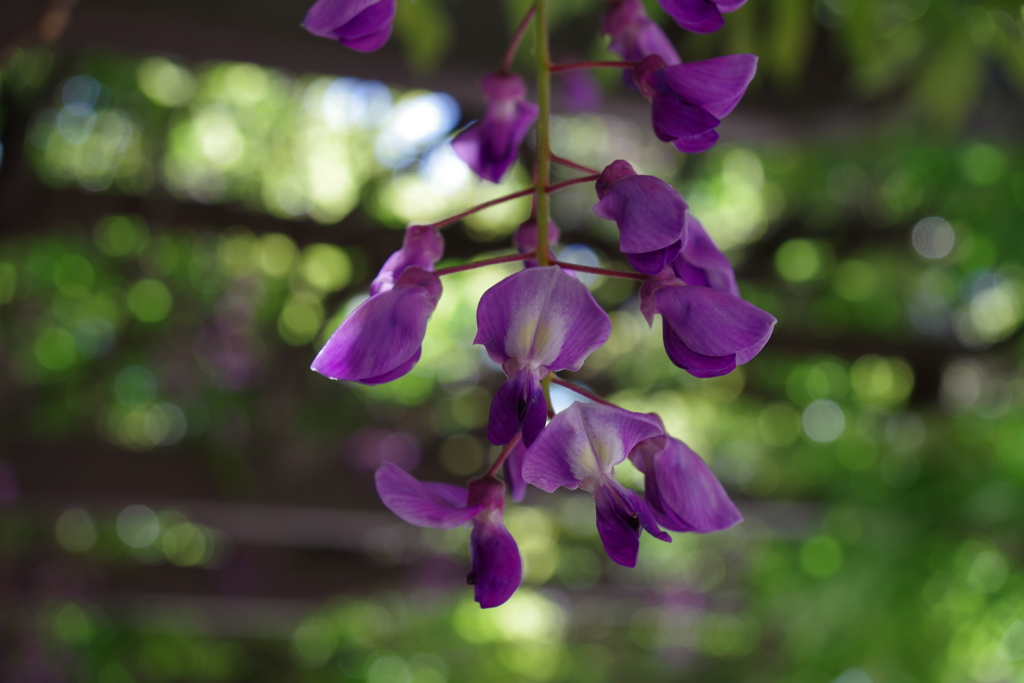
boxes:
[625,241,684,276]
[503,438,529,502]
[593,483,642,567]
[657,0,725,33]
[486,368,547,447]
[661,55,757,119]
[370,225,445,296]
[672,130,720,154]
[311,268,441,385]
[654,285,776,362]
[469,519,522,608]
[603,0,681,65]
[650,92,720,144]
[715,0,748,13]
[671,216,739,296]
[452,74,538,184]
[473,267,611,372]
[523,403,664,492]
[593,175,689,264]
[302,0,396,52]
[374,463,481,529]
[641,437,743,533]
[663,324,736,377]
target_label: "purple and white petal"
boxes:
[312,268,441,385]
[523,402,664,491]
[374,463,482,529]
[473,266,611,373]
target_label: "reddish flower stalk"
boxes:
[501,6,537,74]
[551,260,647,280]
[550,60,637,74]
[433,252,537,277]
[551,376,617,407]
[551,154,599,174]
[484,431,523,478]
[546,174,600,192]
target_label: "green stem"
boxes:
[534,0,551,268]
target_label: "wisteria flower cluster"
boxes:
[304,0,774,608]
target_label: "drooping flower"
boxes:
[452,74,539,183]
[670,216,739,296]
[474,266,611,446]
[602,0,681,65]
[522,402,670,567]
[370,224,445,295]
[640,268,775,378]
[633,53,757,154]
[628,415,743,532]
[593,160,689,275]
[311,267,441,385]
[658,0,747,34]
[302,0,397,53]
[375,463,522,608]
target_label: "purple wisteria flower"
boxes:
[375,463,522,608]
[502,437,529,502]
[452,74,539,183]
[312,267,441,384]
[474,266,611,446]
[593,160,689,275]
[640,268,775,377]
[523,402,671,567]
[670,216,739,296]
[602,0,681,65]
[302,0,396,52]
[633,53,757,154]
[658,0,748,34]
[370,224,445,295]
[629,415,743,532]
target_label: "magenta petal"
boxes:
[625,241,683,276]
[302,0,396,52]
[370,225,445,296]
[671,216,739,296]
[487,369,547,446]
[311,268,441,385]
[473,267,611,372]
[603,0,681,65]
[594,483,642,567]
[661,55,758,119]
[658,0,725,33]
[375,463,482,529]
[593,174,689,267]
[655,285,776,361]
[523,403,664,492]
[469,519,522,608]
[650,93,721,143]
[641,437,743,533]
[503,438,528,502]
[672,130,720,154]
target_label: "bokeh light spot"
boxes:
[116,505,160,547]
[802,399,845,443]
[127,279,173,322]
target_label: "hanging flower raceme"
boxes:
[375,463,522,608]
[628,415,742,532]
[474,266,611,447]
[640,268,775,378]
[302,0,397,52]
[522,403,671,567]
[633,53,757,154]
[312,225,445,385]
[658,0,747,34]
[670,216,739,296]
[452,73,539,183]
[602,0,681,65]
[593,160,689,275]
